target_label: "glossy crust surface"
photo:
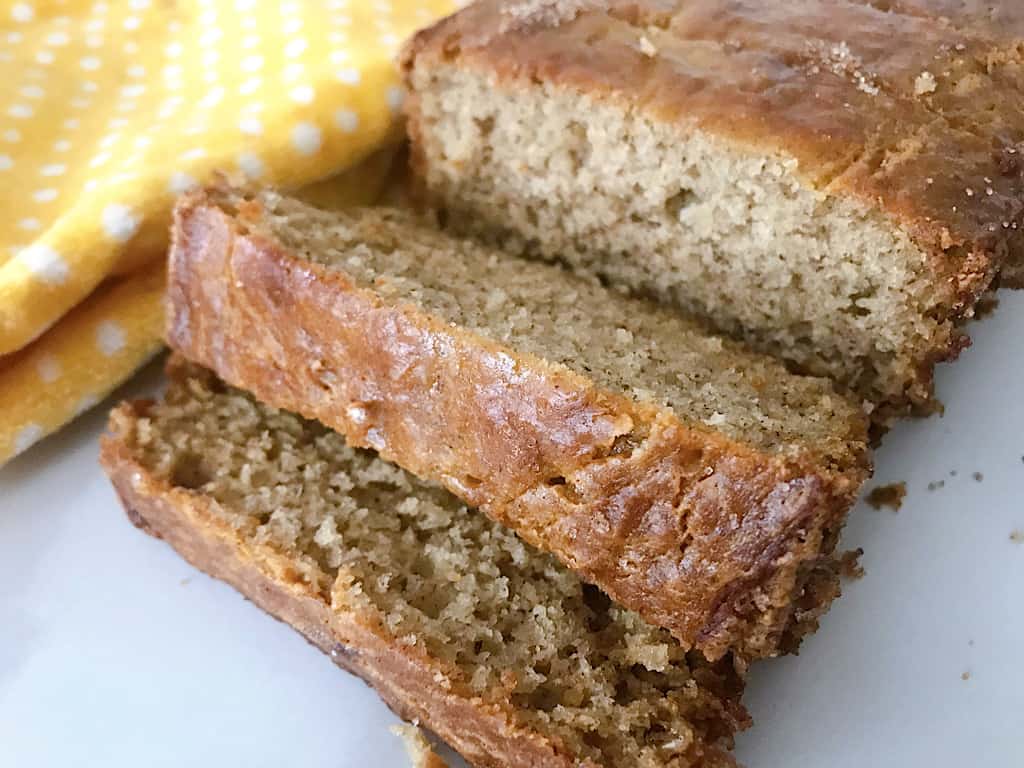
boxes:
[165,189,867,660]
[401,0,1024,358]
[100,401,740,768]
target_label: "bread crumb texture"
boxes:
[410,62,949,413]
[121,363,746,767]
[404,0,1024,414]
[228,188,866,472]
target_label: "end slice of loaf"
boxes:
[167,185,870,660]
[401,0,1024,415]
[100,359,747,768]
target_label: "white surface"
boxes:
[2,296,1022,768]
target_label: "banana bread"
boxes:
[401,0,1024,415]
[166,185,869,660]
[101,359,747,768]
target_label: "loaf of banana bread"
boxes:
[401,0,1024,415]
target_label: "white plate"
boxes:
[2,295,1022,768]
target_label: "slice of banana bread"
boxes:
[401,0,1024,415]
[167,185,869,660]
[101,359,747,768]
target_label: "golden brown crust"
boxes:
[165,190,866,660]
[99,402,739,768]
[400,0,1024,398]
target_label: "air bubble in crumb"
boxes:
[485,288,507,312]
[703,411,727,427]
[914,71,937,95]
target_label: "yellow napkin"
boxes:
[0,0,452,465]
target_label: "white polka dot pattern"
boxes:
[101,204,139,242]
[73,394,100,417]
[237,151,264,178]
[335,109,359,133]
[14,423,43,453]
[168,172,198,194]
[18,244,68,285]
[36,354,62,383]
[0,0,457,465]
[95,320,126,356]
[291,122,321,155]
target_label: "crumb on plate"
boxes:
[865,482,906,511]
[839,548,865,580]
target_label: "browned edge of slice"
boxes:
[100,401,739,768]
[165,188,867,661]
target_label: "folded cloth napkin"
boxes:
[0,0,452,465]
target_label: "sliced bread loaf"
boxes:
[401,0,1024,415]
[101,359,747,768]
[167,185,869,660]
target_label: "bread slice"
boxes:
[167,185,869,660]
[100,359,748,768]
[401,0,1024,415]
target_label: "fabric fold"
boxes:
[0,0,452,465]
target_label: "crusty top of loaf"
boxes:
[403,0,1024,305]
